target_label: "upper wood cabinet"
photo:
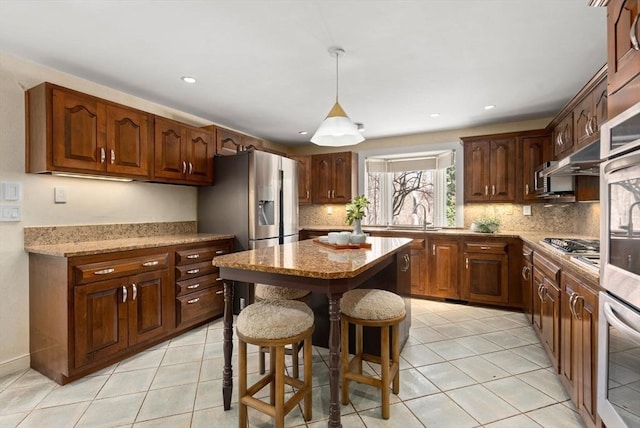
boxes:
[153,118,214,185]
[574,77,608,150]
[462,137,516,202]
[311,152,357,204]
[553,113,574,159]
[27,82,152,179]
[290,155,312,205]
[607,0,640,117]
[521,134,550,202]
[216,127,264,156]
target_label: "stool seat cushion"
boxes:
[237,299,314,340]
[341,289,405,320]
[255,284,311,301]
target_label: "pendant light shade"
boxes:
[311,48,364,147]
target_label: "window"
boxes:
[363,150,457,227]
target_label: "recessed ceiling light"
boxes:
[484,105,496,110]
[429,113,440,118]
[181,76,196,84]
[299,131,308,135]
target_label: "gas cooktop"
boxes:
[542,238,600,254]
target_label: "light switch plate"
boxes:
[0,205,22,222]
[523,205,532,216]
[1,182,21,201]
[54,187,67,203]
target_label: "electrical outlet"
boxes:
[0,205,22,222]
[523,205,532,216]
[327,206,333,215]
[54,187,67,203]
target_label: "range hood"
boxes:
[542,141,601,176]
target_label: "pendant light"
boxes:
[310,47,365,147]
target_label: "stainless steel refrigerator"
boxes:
[197,150,298,311]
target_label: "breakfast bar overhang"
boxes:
[213,236,413,428]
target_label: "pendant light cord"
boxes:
[335,51,339,103]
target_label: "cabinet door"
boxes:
[464,141,490,202]
[311,154,333,204]
[521,136,548,202]
[522,258,534,323]
[607,0,640,97]
[331,152,352,203]
[463,251,508,304]
[74,278,128,368]
[592,79,608,137]
[52,88,103,172]
[154,118,186,180]
[185,128,214,184]
[553,114,574,159]
[128,270,171,346]
[532,268,544,336]
[105,105,151,178]
[409,239,426,296]
[541,279,561,371]
[576,282,599,425]
[574,96,594,149]
[489,138,516,201]
[216,128,242,156]
[427,238,459,299]
[561,277,580,402]
[241,135,264,151]
[291,156,312,205]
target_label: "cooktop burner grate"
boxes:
[542,238,600,253]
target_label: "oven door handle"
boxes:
[603,301,640,342]
[604,152,640,174]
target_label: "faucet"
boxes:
[416,204,428,231]
[627,201,640,238]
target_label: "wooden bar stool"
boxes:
[237,299,314,428]
[254,284,311,378]
[340,289,406,419]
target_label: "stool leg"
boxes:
[275,346,285,428]
[381,325,390,420]
[341,317,350,405]
[238,339,248,428]
[392,323,400,394]
[355,323,363,374]
[270,347,276,405]
[303,335,313,421]
[259,346,266,375]
[291,342,299,379]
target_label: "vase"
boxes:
[350,219,367,244]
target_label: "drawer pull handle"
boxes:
[187,284,200,289]
[110,149,116,164]
[95,268,115,275]
[216,290,224,295]
[132,283,137,300]
[216,277,224,281]
[100,147,106,164]
[215,250,225,255]
[122,285,128,303]
[480,246,491,250]
[142,261,159,267]
[187,297,200,304]
[187,269,200,274]
[186,254,200,259]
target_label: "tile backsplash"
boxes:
[300,202,600,237]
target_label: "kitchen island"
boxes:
[213,236,413,428]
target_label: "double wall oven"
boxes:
[598,101,640,428]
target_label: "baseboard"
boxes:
[0,354,30,378]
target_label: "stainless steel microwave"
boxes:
[601,100,640,159]
[534,161,574,196]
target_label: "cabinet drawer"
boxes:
[74,253,169,284]
[175,242,232,266]
[175,260,218,281]
[176,285,224,329]
[464,242,507,254]
[533,252,561,283]
[410,238,425,249]
[176,273,221,297]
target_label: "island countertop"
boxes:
[213,236,413,279]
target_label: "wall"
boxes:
[0,53,215,376]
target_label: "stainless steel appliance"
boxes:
[598,101,640,428]
[535,162,574,197]
[198,150,298,311]
[541,237,600,253]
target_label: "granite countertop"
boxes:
[25,233,234,257]
[213,236,413,280]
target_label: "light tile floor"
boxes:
[0,299,586,427]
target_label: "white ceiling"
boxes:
[0,1,607,147]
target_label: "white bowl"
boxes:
[327,232,340,244]
[335,233,351,245]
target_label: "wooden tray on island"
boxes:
[313,239,372,250]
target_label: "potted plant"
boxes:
[346,195,370,243]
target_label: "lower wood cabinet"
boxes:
[521,244,534,323]
[532,251,562,371]
[29,238,233,385]
[408,239,426,296]
[462,241,509,305]
[426,237,460,299]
